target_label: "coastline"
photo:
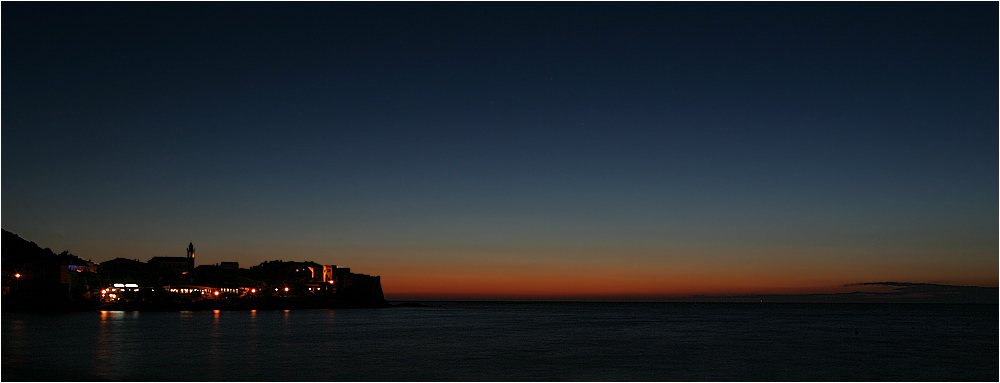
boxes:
[3,295,398,313]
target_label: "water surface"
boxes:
[3,302,996,381]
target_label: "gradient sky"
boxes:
[4,3,996,299]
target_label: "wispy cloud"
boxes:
[687,282,997,303]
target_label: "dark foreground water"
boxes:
[3,302,996,381]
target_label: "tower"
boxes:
[186,242,195,271]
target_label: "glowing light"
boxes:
[251,288,256,293]
[113,283,125,288]
[284,287,289,292]
[101,289,107,294]
[125,283,138,288]
[328,280,335,284]
[213,291,220,296]
[15,273,21,279]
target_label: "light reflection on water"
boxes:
[94,311,112,378]
[4,319,25,369]
[209,310,222,379]
[2,303,997,381]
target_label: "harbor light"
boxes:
[15,273,21,279]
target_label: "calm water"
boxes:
[3,302,996,381]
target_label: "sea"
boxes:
[2,302,996,381]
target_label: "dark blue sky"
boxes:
[4,3,996,297]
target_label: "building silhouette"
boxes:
[3,232,388,309]
[148,242,195,273]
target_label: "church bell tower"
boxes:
[186,242,195,271]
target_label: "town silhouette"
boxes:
[3,229,388,311]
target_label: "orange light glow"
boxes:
[283,287,289,292]
[374,262,892,300]
[250,288,256,293]
[213,291,220,296]
[328,280,335,284]
[14,273,21,279]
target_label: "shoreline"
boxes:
[2,296,408,313]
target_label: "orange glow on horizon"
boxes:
[371,260,998,300]
[380,273,822,299]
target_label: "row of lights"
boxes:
[98,280,336,298]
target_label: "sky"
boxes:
[3,2,997,299]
